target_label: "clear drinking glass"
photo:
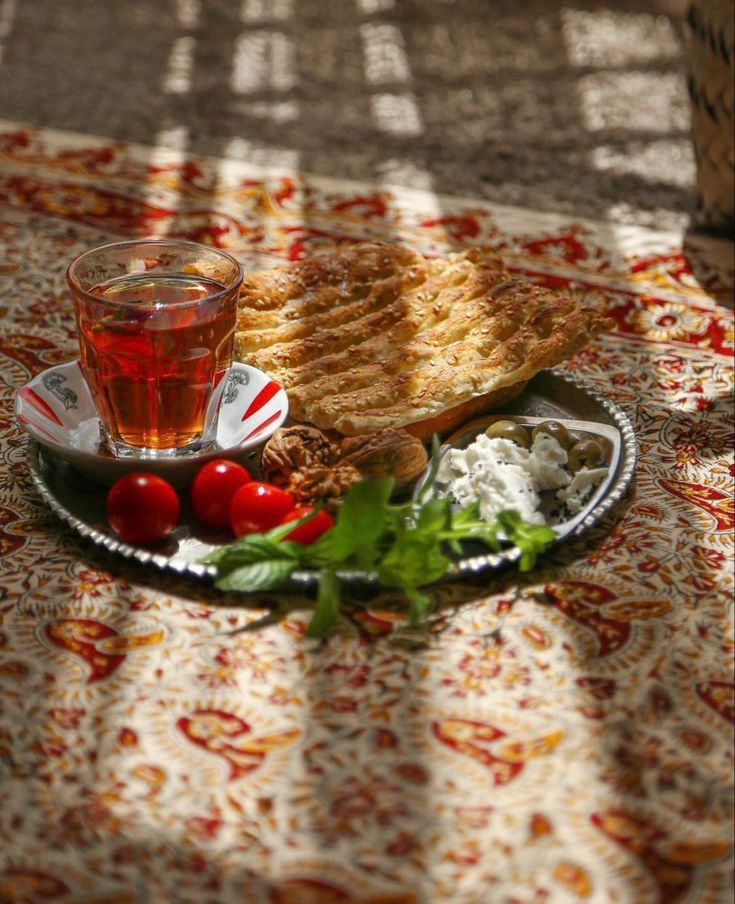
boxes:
[67,238,243,458]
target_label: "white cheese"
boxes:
[441,432,571,525]
[527,433,571,490]
[555,467,609,514]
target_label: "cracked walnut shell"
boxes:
[261,425,337,487]
[338,429,428,487]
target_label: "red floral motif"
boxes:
[333,194,389,219]
[655,356,687,374]
[588,512,673,565]
[0,333,69,375]
[592,810,730,904]
[522,232,588,263]
[44,618,126,683]
[177,709,299,780]
[657,479,734,532]
[663,414,733,469]
[544,582,632,658]
[605,294,732,354]
[43,618,165,682]
[420,214,480,241]
[432,719,561,785]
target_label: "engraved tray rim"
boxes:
[27,370,637,589]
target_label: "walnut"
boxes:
[284,463,362,510]
[261,426,337,487]
[338,428,428,487]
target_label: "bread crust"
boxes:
[235,243,613,436]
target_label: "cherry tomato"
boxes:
[191,459,252,527]
[280,505,334,544]
[229,481,295,537]
[106,472,179,545]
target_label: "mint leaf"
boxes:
[414,494,452,535]
[306,569,341,639]
[304,478,393,568]
[377,532,449,592]
[202,534,301,571]
[266,507,322,544]
[496,510,556,571]
[214,558,298,592]
[450,499,483,528]
[405,588,432,627]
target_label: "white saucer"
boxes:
[15,360,289,485]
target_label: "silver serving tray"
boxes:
[27,371,636,588]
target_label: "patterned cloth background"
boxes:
[0,124,733,904]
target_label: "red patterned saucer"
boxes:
[15,360,288,485]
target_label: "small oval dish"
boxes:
[421,414,623,544]
[15,359,289,485]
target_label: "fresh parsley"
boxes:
[200,445,556,639]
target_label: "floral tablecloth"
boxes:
[0,123,733,904]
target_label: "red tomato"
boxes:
[191,459,251,527]
[281,505,334,544]
[106,472,179,545]
[229,481,295,537]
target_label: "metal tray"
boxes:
[27,371,636,588]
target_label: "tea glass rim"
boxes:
[66,237,244,307]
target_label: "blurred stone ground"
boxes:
[0,0,698,229]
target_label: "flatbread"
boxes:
[235,242,613,437]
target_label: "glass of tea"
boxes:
[67,238,244,458]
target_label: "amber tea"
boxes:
[68,240,243,458]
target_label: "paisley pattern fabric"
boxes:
[0,124,733,904]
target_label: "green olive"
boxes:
[484,419,530,447]
[568,438,605,473]
[531,420,571,449]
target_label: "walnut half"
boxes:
[261,425,337,487]
[339,428,428,487]
[284,463,362,510]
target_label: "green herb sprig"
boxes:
[201,442,556,639]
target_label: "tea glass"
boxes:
[67,238,244,459]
